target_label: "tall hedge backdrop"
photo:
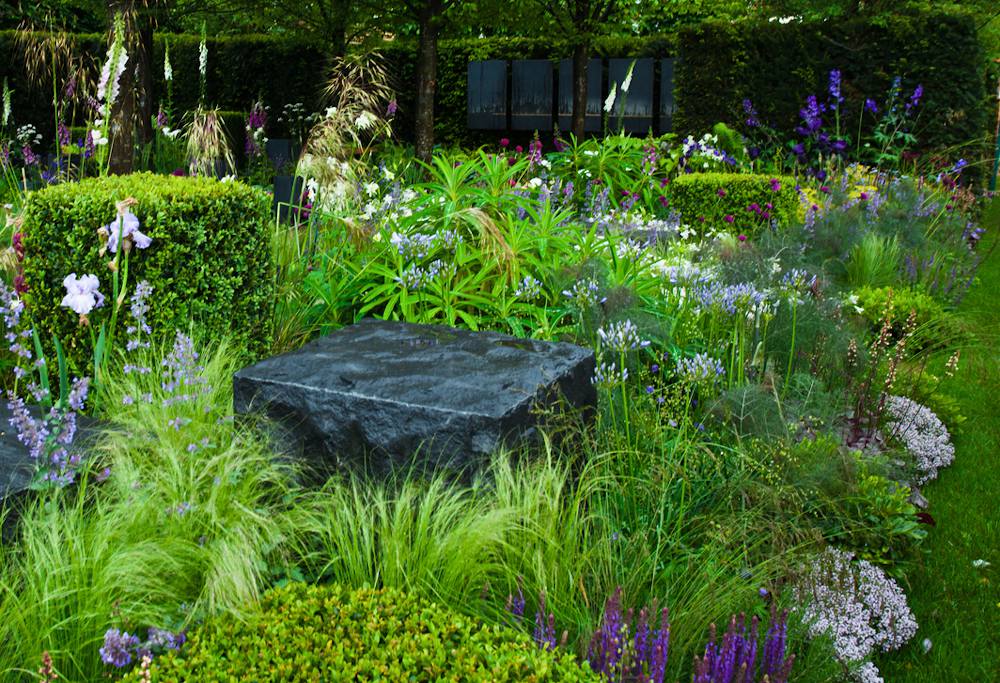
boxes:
[0,9,989,156]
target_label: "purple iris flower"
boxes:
[104,211,152,253]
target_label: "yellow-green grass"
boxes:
[879,198,1000,681]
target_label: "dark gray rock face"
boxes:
[0,404,34,505]
[233,320,596,474]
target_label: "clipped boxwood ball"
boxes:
[668,172,798,236]
[125,583,600,682]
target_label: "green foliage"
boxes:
[765,436,927,572]
[845,234,901,289]
[852,285,967,350]
[0,31,325,143]
[667,172,797,234]
[675,11,990,160]
[20,173,274,374]
[854,285,944,329]
[127,582,599,682]
[0,338,297,681]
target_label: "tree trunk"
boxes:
[571,40,589,141]
[329,0,350,56]
[136,21,154,146]
[414,0,441,164]
[108,1,136,174]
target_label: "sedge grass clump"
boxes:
[0,336,299,681]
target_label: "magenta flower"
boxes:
[104,210,152,254]
[61,273,104,316]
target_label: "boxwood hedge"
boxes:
[124,583,599,682]
[668,172,798,234]
[20,173,273,374]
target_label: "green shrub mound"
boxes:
[668,173,797,233]
[127,583,598,682]
[21,173,274,372]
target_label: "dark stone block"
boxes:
[467,60,508,130]
[609,58,654,134]
[233,320,596,475]
[266,138,298,170]
[512,60,553,131]
[273,175,305,223]
[0,404,34,510]
[660,58,677,132]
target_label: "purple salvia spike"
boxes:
[742,615,759,683]
[545,611,557,651]
[633,606,650,678]
[533,591,547,647]
[650,607,669,683]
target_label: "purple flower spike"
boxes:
[828,69,842,107]
[100,628,139,668]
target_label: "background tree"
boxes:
[535,0,618,141]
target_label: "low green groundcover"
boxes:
[126,583,599,682]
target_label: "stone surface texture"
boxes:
[0,404,33,504]
[233,320,596,473]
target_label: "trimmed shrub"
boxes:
[20,173,273,373]
[668,173,797,233]
[125,583,599,682]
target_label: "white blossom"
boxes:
[795,547,917,681]
[198,39,208,79]
[621,61,635,94]
[604,84,617,113]
[883,395,955,485]
[164,43,173,82]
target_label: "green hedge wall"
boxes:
[0,31,325,142]
[1,9,989,156]
[21,174,274,373]
[675,11,989,157]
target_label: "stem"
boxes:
[783,300,798,398]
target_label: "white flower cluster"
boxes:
[97,38,128,105]
[796,547,917,682]
[198,39,208,78]
[2,80,11,127]
[15,124,41,147]
[883,395,955,485]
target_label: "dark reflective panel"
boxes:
[660,58,676,132]
[609,58,653,134]
[512,60,553,131]
[558,58,602,133]
[467,60,507,130]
